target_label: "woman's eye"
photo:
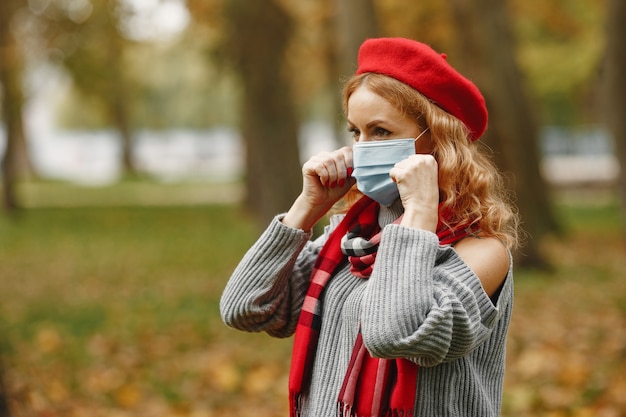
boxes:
[347,127,360,140]
[373,128,391,138]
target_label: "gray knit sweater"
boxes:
[220,202,513,416]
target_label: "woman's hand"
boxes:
[282,147,356,232]
[390,154,440,232]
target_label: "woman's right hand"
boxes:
[282,146,355,231]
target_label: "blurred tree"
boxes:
[0,343,9,416]
[604,0,626,239]
[218,0,302,225]
[321,0,379,145]
[127,39,240,129]
[0,0,36,212]
[37,0,138,175]
[376,0,455,46]
[334,0,379,77]
[510,0,605,126]
[448,0,559,268]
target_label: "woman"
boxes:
[220,37,519,417]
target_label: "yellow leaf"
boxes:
[114,383,142,409]
[36,327,62,354]
[243,365,280,395]
[47,379,69,403]
[209,362,241,393]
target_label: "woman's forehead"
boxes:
[347,86,414,127]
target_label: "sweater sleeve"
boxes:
[360,224,509,367]
[219,215,323,338]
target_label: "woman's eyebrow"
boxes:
[365,119,389,129]
[347,119,390,127]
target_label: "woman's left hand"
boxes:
[390,154,440,232]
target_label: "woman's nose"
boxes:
[355,134,371,143]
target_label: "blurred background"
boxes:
[0,0,624,416]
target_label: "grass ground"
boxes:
[0,181,624,417]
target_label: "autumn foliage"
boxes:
[0,185,623,417]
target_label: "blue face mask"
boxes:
[351,129,429,206]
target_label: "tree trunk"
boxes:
[0,56,19,212]
[108,20,136,177]
[448,0,559,268]
[334,0,379,78]
[0,0,23,212]
[112,101,136,176]
[224,0,302,226]
[110,83,136,176]
[0,352,10,417]
[322,0,380,148]
[605,0,626,240]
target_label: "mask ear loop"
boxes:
[414,127,430,142]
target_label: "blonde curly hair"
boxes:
[340,73,521,250]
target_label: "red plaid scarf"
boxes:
[289,196,471,417]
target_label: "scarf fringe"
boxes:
[290,392,303,417]
[338,400,414,417]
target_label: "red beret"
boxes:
[356,38,488,141]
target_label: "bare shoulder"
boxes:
[453,236,510,298]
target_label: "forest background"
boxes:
[0,0,625,416]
